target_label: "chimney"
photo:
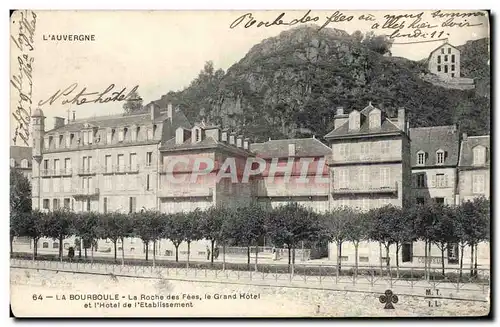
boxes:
[167,103,173,119]
[348,110,360,131]
[243,137,250,150]
[236,135,244,148]
[334,107,349,130]
[72,111,76,122]
[398,107,406,132]
[54,117,65,129]
[150,103,160,121]
[229,132,236,145]
[221,129,229,142]
[462,132,468,140]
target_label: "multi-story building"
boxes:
[410,125,460,206]
[250,137,331,213]
[10,145,32,180]
[458,134,490,202]
[324,103,412,264]
[427,42,461,79]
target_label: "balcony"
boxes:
[328,155,402,165]
[77,168,96,176]
[73,188,100,198]
[112,164,139,174]
[40,169,72,177]
[158,186,213,199]
[331,182,398,195]
[255,180,329,198]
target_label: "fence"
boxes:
[10,258,489,301]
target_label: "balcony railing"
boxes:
[73,188,100,197]
[77,168,96,176]
[158,186,213,198]
[255,181,329,197]
[331,182,398,195]
[41,169,72,177]
[328,155,402,165]
[113,164,139,174]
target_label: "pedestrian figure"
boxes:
[206,246,211,261]
[68,247,75,262]
[273,247,278,261]
[214,247,220,260]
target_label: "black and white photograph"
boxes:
[9,8,491,318]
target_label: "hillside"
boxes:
[457,38,490,98]
[152,26,490,142]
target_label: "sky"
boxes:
[10,10,490,144]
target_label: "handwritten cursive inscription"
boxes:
[11,10,37,147]
[38,83,142,107]
[230,11,320,29]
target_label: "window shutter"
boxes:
[444,174,449,187]
[431,174,436,187]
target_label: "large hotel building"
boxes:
[16,101,489,266]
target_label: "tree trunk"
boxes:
[78,239,82,258]
[254,244,258,272]
[59,236,63,261]
[354,241,359,279]
[113,240,117,262]
[186,241,191,269]
[291,245,295,277]
[395,243,400,278]
[424,239,428,280]
[175,243,179,262]
[474,243,478,277]
[84,247,87,259]
[34,239,38,258]
[121,237,125,266]
[247,246,251,270]
[222,243,226,271]
[385,244,390,277]
[470,243,474,276]
[10,235,13,256]
[379,242,383,276]
[441,246,446,277]
[210,240,215,266]
[153,241,156,268]
[91,241,94,264]
[145,242,149,261]
[428,241,432,279]
[287,245,292,273]
[337,241,342,274]
[459,244,465,280]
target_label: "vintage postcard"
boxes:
[10,9,491,318]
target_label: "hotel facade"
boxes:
[18,102,490,266]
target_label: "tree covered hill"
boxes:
[151,26,490,142]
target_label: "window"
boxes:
[54,159,60,173]
[417,174,425,188]
[360,143,370,159]
[10,158,15,167]
[129,153,137,170]
[381,141,390,154]
[360,167,369,188]
[43,199,50,210]
[473,174,485,194]
[195,128,201,142]
[64,198,70,209]
[435,197,445,204]
[444,65,448,73]
[43,159,49,170]
[369,112,379,128]
[447,243,459,264]
[53,242,59,249]
[402,243,413,262]
[21,159,28,168]
[417,151,425,165]
[129,197,136,213]
[105,155,112,173]
[437,65,441,72]
[448,48,451,54]
[118,129,124,142]
[441,48,444,54]
[64,158,71,174]
[416,197,425,205]
[436,150,445,165]
[147,129,154,140]
[83,131,88,145]
[146,174,151,191]
[66,134,71,147]
[117,154,124,172]
[86,199,91,212]
[339,144,349,157]
[146,152,153,166]
[359,256,369,263]
[451,54,455,63]
[380,167,390,188]
[435,173,447,188]
[103,197,108,213]
[451,65,455,71]
[361,198,370,211]
[437,55,441,64]
[88,130,94,144]
[444,55,448,62]
[451,73,455,78]
[153,125,157,137]
[338,169,348,189]
[124,127,128,141]
[473,146,486,165]
[42,242,49,248]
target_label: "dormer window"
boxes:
[118,129,124,142]
[473,146,486,165]
[136,126,141,141]
[348,110,360,131]
[48,136,53,148]
[21,159,28,168]
[83,131,88,144]
[10,159,15,167]
[88,130,94,144]
[369,109,381,129]
[195,128,201,142]
[147,129,153,140]
[124,127,128,141]
[436,149,445,165]
[153,125,157,138]
[417,150,426,166]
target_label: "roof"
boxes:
[46,110,171,134]
[250,137,331,158]
[324,104,403,139]
[160,108,192,143]
[10,146,32,168]
[160,135,253,156]
[409,125,460,167]
[32,108,44,117]
[458,135,490,167]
